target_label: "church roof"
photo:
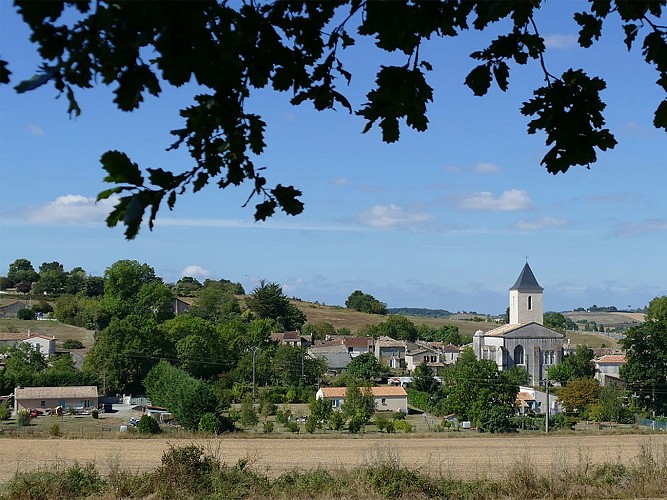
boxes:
[510,263,543,292]
[482,322,564,339]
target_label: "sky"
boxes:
[1,3,665,316]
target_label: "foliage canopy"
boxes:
[3,1,665,238]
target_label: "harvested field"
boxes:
[1,434,665,482]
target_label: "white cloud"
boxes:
[180,265,211,279]
[457,189,533,211]
[357,204,433,228]
[544,34,578,49]
[22,194,117,224]
[27,124,44,136]
[512,217,567,231]
[473,162,499,173]
[330,177,348,186]
[616,219,667,238]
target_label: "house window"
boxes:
[528,296,532,310]
[381,398,387,406]
[514,345,525,365]
[83,400,93,408]
[40,401,46,407]
[424,355,429,362]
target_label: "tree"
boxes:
[345,290,387,315]
[189,280,242,323]
[558,377,601,416]
[346,352,386,381]
[137,414,161,434]
[620,318,667,415]
[16,308,34,320]
[412,360,439,394]
[239,396,259,429]
[544,312,577,332]
[646,296,667,322]
[174,276,203,297]
[144,360,217,431]
[341,381,376,430]
[309,397,333,429]
[558,345,596,381]
[366,315,418,341]
[246,281,306,331]
[9,2,661,238]
[33,262,66,295]
[7,259,38,285]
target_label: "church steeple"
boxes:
[509,263,544,325]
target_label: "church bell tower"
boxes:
[509,263,544,325]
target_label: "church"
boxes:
[473,263,564,385]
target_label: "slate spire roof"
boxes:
[510,263,543,292]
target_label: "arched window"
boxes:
[527,295,532,310]
[514,345,525,365]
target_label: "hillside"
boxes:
[564,311,644,331]
[291,300,501,338]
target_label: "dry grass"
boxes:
[0,433,665,485]
[292,301,496,337]
[0,319,95,350]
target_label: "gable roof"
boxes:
[596,354,626,364]
[319,386,407,398]
[483,322,564,339]
[14,386,99,400]
[342,337,372,348]
[510,263,543,292]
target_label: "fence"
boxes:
[636,416,667,431]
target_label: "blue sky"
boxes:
[1,3,665,315]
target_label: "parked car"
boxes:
[29,408,44,418]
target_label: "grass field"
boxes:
[292,300,500,338]
[0,318,95,351]
[0,433,665,484]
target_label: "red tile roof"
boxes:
[319,386,407,398]
[596,355,626,364]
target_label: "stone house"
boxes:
[14,386,98,413]
[374,336,406,368]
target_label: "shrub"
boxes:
[375,414,390,432]
[392,410,406,421]
[91,409,99,419]
[285,421,299,433]
[198,412,224,434]
[0,400,11,420]
[50,423,62,437]
[305,417,317,434]
[393,420,412,433]
[63,339,84,349]
[263,421,274,434]
[137,415,161,434]
[17,409,31,427]
[17,308,35,320]
[328,411,345,431]
[156,444,219,493]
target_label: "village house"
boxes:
[405,342,445,374]
[473,263,564,385]
[595,354,626,386]
[271,331,312,347]
[308,344,352,371]
[316,386,408,413]
[0,332,56,356]
[374,336,406,369]
[14,385,99,414]
[0,300,28,318]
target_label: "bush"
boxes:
[263,421,274,434]
[137,415,161,434]
[50,423,62,437]
[91,409,99,419]
[198,412,224,434]
[63,339,84,349]
[392,410,406,421]
[393,420,412,433]
[16,308,35,320]
[285,421,300,433]
[0,400,11,420]
[17,409,31,427]
[374,414,391,432]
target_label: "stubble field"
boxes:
[1,433,665,483]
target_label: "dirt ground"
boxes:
[1,433,666,482]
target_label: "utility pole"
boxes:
[545,376,550,434]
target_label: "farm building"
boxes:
[473,263,564,385]
[14,386,98,413]
[316,386,408,413]
[0,300,28,318]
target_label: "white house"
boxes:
[316,386,408,413]
[0,332,56,356]
[473,263,564,385]
[595,354,626,385]
[14,386,98,413]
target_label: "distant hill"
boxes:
[564,311,644,332]
[290,300,494,338]
[386,308,453,318]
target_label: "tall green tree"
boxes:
[246,281,306,331]
[646,296,667,322]
[144,360,217,431]
[412,360,439,394]
[620,318,667,415]
[6,2,663,238]
[346,352,386,381]
[7,259,38,284]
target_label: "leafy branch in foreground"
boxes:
[2,1,665,238]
